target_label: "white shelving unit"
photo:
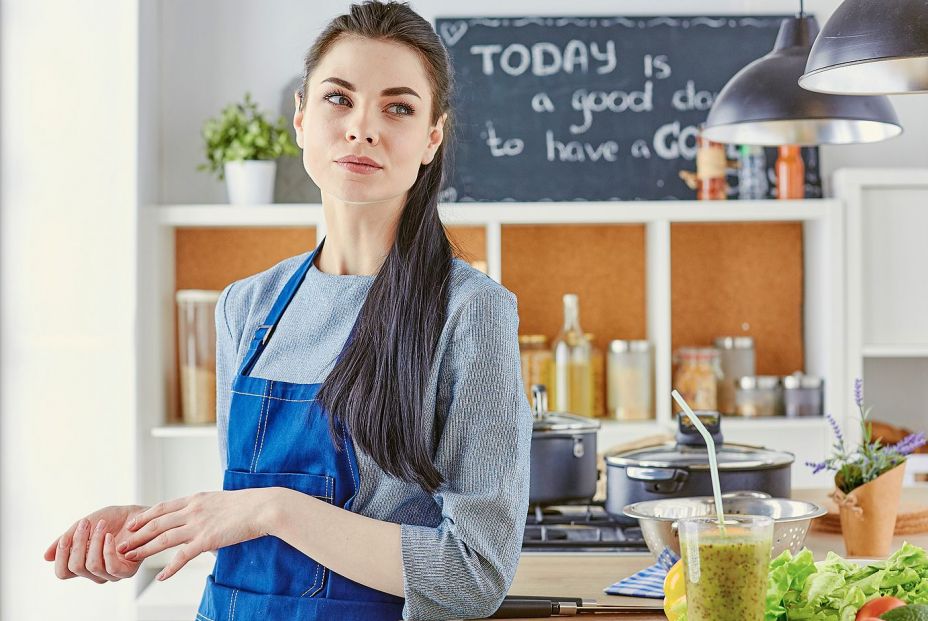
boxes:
[139,198,845,517]
[837,168,928,456]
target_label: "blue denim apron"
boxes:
[196,241,405,621]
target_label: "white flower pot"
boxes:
[223,160,276,205]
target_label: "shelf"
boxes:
[862,344,928,358]
[151,425,218,438]
[151,417,827,441]
[149,199,837,228]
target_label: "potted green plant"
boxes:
[198,91,300,205]
[807,378,925,556]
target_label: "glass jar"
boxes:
[782,373,824,417]
[518,334,553,405]
[673,347,721,412]
[607,340,653,420]
[551,294,593,418]
[585,334,605,418]
[714,336,756,416]
[734,376,783,417]
[176,289,221,424]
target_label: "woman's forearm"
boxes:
[263,487,405,597]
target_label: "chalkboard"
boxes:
[434,15,822,202]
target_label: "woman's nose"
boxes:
[345,112,379,146]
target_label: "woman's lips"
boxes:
[336,161,382,175]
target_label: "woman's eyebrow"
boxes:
[322,77,421,99]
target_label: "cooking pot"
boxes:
[529,385,600,506]
[604,411,794,523]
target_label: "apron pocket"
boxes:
[216,470,335,598]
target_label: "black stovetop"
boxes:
[521,501,649,554]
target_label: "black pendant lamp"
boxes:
[703,14,902,146]
[800,0,928,95]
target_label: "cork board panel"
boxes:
[172,227,316,424]
[501,224,647,349]
[446,225,487,267]
[671,222,804,375]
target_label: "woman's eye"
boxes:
[324,93,351,107]
[387,103,415,116]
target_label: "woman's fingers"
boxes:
[67,519,105,584]
[85,519,119,581]
[121,510,187,558]
[124,525,191,563]
[103,532,136,579]
[127,498,187,532]
[54,533,77,580]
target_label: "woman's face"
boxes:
[294,35,446,206]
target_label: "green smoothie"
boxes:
[681,526,772,621]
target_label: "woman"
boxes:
[43,2,532,619]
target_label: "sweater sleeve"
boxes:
[399,287,533,621]
[214,281,240,473]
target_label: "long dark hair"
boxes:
[298,1,456,493]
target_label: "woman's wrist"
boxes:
[255,487,288,538]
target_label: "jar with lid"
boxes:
[713,336,756,416]
[584,334,605,418]
[607,340,653,420]
[518,335,553,405]
[176,289,221,424]
[782,373,824,417]
[734,376,783,417]
[672,347,721,412]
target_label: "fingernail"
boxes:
[117,541,128,553]
[156,571,165,580]
[127,517,136,529]
[78,519,89,532]
[58,536,67,549]
[126,550,137,560]
[95,520,106,534]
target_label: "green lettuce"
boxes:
[678,542,928,621]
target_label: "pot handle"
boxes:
[626,466,688,494]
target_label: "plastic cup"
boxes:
[678,515,773,621]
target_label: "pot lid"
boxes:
[529,384,601,432]
[605,441,793,471]
[533,411,601,433]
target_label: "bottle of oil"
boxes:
[551,294,593,418]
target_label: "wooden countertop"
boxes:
[500,488,928,620]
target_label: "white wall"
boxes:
[1,1,138,620]
[158,0,928,205]
[2,1,926,620]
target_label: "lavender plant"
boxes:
[806,378,926,493]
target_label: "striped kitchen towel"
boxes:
[603,548,680,599]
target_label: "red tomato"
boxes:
[855,596,906,621]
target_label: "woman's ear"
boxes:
[422,113,447,165]
[293,91,304,149]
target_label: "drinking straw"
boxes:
[671,390,726,533]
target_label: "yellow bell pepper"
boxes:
[663,559,687,621]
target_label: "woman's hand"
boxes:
[44,504,149,583]
[118,489,275,581]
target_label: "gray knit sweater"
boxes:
[213,249,533,620]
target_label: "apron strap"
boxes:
[238,239,325,377]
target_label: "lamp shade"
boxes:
[703,16,901,146]
[800,0,928,94]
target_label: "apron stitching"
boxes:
[196,613,215,621]
[228,588,238,621]
[300,561,322,597]
[253,381,273,470]
[342,430,359,492]
[231,389,317,403]
[249,380,271,473]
